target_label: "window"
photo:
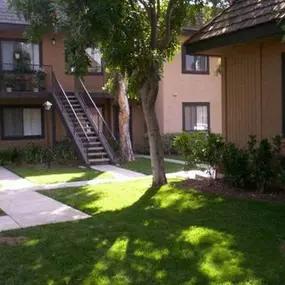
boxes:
[182,48,209,74]
[1,41,40,71]
[183,103,210,132]
[85,48,103,74]
[2,107,43,139]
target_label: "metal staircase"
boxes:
[51,72,116,165]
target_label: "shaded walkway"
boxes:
[0,188,90,232]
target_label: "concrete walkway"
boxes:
[0,165,144,232]
[0,167,34,189]
[135,154,185,165]
[91,164,146,179]
[0,188,90,232]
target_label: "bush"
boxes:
[174,132,224,177]
[22,143,48,164]
[174,132,285,192]
[222,135,285,192]
[53,138,77,163]
[0,139,79,166]
[222,142,250,188]
[138,133,181,155]
[0,149,15,165]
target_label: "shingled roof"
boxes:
[185,0,285,52]
[0,0,27,25]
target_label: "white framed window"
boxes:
[183,103,210,132]
[2,107,43,139]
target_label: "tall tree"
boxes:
[11,0,225,186]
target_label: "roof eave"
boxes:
[0,22,28,30]
[184,21,284,54]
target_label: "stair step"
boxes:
[84,141,101,146]
[78,132,97,136]
[64,103,81,107]
[88,147,104,151]
[89,158,110,164]
[88,152,107,157]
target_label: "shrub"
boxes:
[222,135,284,192]
[175,132,285,192]
[222,142,250,188]
[246,136,274,192]
[174,132,224,177]
[22,143,48,164]
[138,133,181,155]
[161,133,181,155]
[0,149,14,165]
[53,138,77,163]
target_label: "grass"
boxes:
[121,158,185,175]
[164,154,184,161]
[7,166,114,184]
[1,179,285,284]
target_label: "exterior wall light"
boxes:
[43,101,53,111]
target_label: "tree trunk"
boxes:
[140,77,167,187]
[116,73,135,162]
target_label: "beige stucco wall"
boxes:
[42,34,104,92]
[218,36,284,148]
[156,49,222,134]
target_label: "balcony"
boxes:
[0,64,52,98]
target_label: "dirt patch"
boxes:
[180,179,285,204]
[0,236,27,246]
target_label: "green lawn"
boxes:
[164,154,184,161]
[7,166,113,184]
[121,158,185,175]
[1,179,285,284]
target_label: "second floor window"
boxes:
[1,41,40,71]
[183,51,209,74]
[85,48,103,74]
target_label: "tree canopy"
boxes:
[10,0,229,186]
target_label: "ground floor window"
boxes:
[183,102,210,131]
[1,107,44,139]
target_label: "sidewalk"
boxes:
[135,154,185,165]
[0,188,90,232]
[0,167,34,190]
[91,164,146,179]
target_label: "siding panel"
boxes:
[225,46,261,147]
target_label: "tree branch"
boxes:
[150,0,157,49]
[156,0,160,21]
[157,0,176,50]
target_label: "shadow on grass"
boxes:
[1,181,285,284]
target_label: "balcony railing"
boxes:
[0,64,52,93]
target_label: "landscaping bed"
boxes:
[121,158,185,175]
[180,179,285,204]
[7,164,113,184]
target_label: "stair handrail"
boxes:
[78,78,116,141]
[52,73,90,142]
[51,72,89,164]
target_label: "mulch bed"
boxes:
[180,179,285,204]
